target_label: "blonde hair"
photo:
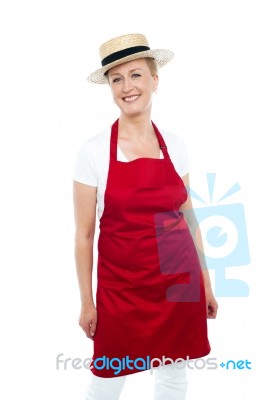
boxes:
[106,57,158,84]
[144,58,158,77]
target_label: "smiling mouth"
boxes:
[123,95,140,103]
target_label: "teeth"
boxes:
[124,95,139,102]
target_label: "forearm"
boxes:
[183,209,213,290]
[191,223,212,289]
[75,235,95,307]
[181,175,218,316]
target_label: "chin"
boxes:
[122,109,145,118]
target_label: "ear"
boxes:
[153,74,159,92]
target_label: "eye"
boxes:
[112,77,121,83]
[131,73,141,78]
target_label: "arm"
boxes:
[73,180,97,338]
[180,173,218,319]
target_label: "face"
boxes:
[107,58,158,118]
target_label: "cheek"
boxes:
[110,86,121,98]
[144,80,155,93]
[147,85,155,97]
[110,88,117,101]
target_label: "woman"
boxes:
[73,33,218,400]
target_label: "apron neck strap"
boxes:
[151,121,170,160]
[110,119,170,161]
[110,119,119,161]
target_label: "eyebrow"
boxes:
[109,68,143,77]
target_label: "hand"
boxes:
[204,287,218,319]
[79,304,97,340]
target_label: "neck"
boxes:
[118,114,154,142]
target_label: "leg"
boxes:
[153,363,188,400]
[85,373,127,400]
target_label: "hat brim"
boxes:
[87,49,174,84]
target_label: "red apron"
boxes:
[92,119,210,377]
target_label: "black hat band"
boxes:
[101,46,150,67]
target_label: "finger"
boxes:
[208,305,217,318]
[207,302,211,318]
[207,304,214,318]
[82,324,92,338]
[89,319,97,337]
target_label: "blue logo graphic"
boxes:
[55,353,252,373]
[219,359,252,370]
[187,173,250,297]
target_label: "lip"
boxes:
[122,95,140,103]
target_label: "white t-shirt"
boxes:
[73,126,189,219]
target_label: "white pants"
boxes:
[85,363,188,400]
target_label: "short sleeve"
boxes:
[166,133,189,177]
[73,140,98,187]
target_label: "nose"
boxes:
[122,77,133,93]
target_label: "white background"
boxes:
[0,0,267,398]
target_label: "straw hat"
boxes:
[87,33,174,84]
